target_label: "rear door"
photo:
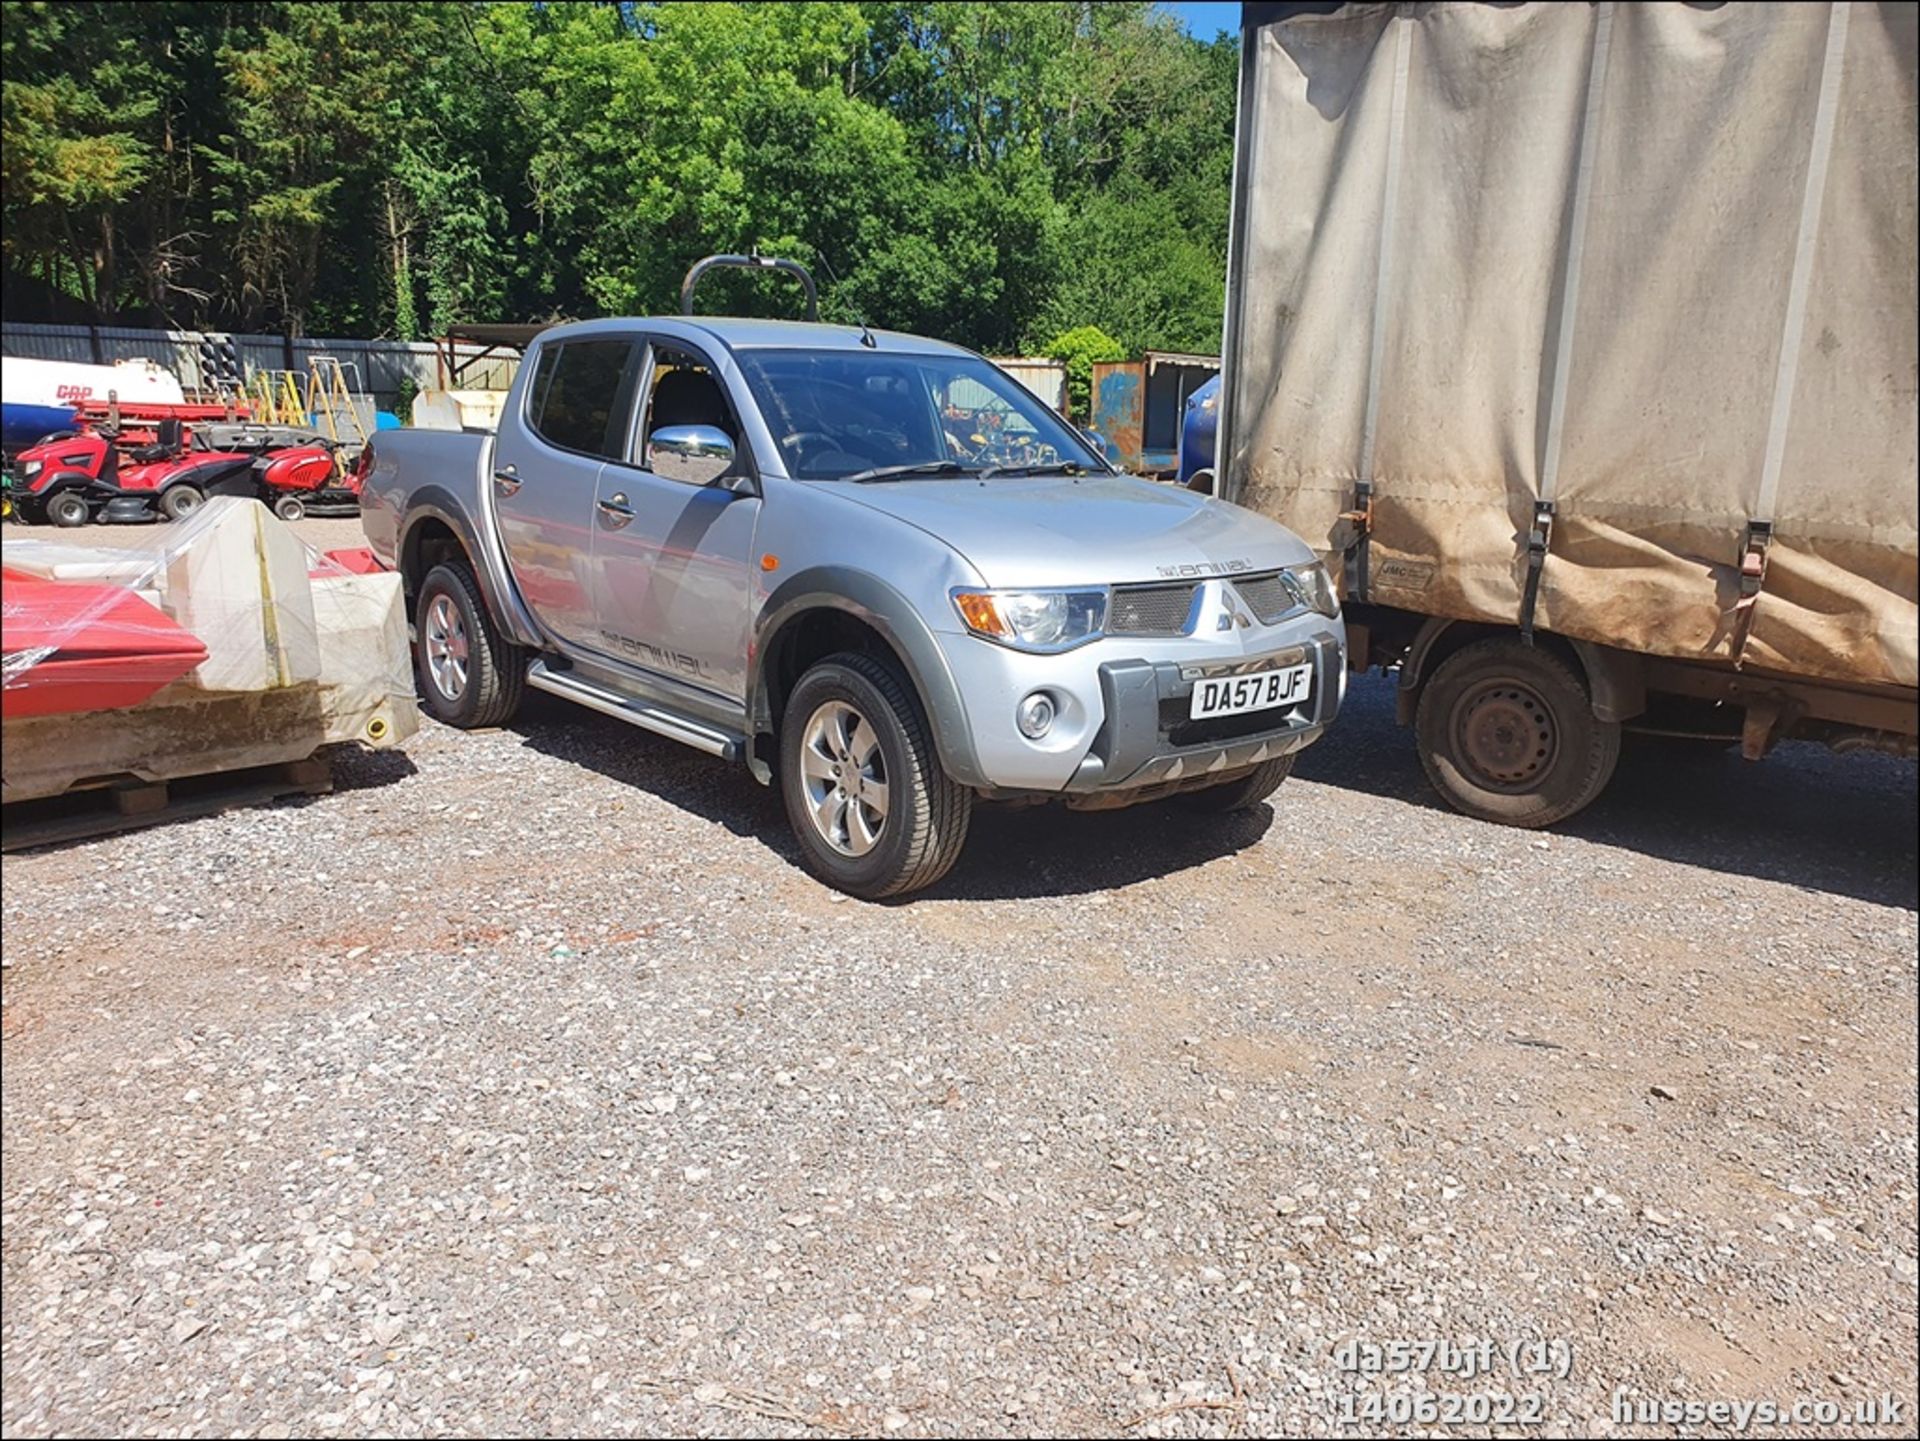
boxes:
[588,339,761,702]
[492,336,641,650]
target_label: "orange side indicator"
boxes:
[760,554,780,572]
[951,591,1007,636]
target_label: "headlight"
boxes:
[20,460,42,479]
[1281,562,1340,618]
[951,587,1108,651]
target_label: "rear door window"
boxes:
[527,340,639,459]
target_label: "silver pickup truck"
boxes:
[359,257,1345,897]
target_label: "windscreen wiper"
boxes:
[977,461,1095,479]
[844,460,979,483]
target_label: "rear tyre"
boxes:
[272,494,306,522]
[414,561,525,729]
[47,492,91,528]
[160,485,203,521]
[1180,754,1295,813]
[780,651,971,899]
[1415,638,1619,827]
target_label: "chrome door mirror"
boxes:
[647,424,735,486]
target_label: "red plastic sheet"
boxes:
[0,567,208,719]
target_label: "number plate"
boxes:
[1187,662,1313,721]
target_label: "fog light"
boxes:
[1016,691,1056,740]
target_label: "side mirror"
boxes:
[647,424,735,487]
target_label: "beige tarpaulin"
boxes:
[1225,1,1918,692]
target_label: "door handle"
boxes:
[597,493,634,526]
[493,465,522,496]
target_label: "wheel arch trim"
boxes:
[398,489,544,647]
[751,567,985,789]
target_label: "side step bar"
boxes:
[525,660,744,760]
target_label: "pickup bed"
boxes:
[360,262,1346,896]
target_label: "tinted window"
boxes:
[529,340,637,458]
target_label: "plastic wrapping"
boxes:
[2,497,418,803]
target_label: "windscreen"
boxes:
[734,350,1102,480]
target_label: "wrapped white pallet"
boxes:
[1,502,418,806]
[163,498,322,691]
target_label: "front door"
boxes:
[588,341,760,702]
[492,335,640,650]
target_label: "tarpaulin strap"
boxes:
[1341,480,1374,602]
[1518,499,1556,645]
[1732,0,1849,667]
[1352,8,1413,605]
[1524,1,1613,644]
[1728,519,1775,665]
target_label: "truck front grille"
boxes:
[1109,583,1197,637]
[1229,572,1295,624]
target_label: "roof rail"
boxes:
[680,253,819,322]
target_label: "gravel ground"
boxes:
[2,641,1915,1436]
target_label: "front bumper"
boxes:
[1063,633,1342,792]
[935,604,1345,796]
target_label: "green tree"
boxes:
[1043,323,1125,423]
[0,2,160,320]
[0,0,1241,356]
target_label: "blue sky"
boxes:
[1159,1,1241,40]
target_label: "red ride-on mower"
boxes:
[9,419,353,526]
[11,418,262,526]
[252,442,365,521]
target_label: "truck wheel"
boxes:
[415,561,525,729]
[48,492,92,528]
[1181,755,1295,812]
[780,652,972,900]
[160,485,203,520]
[1415,638,1619,827]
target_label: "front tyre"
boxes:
[47,492,92,528]
[414,561,525,729]
[1415,638,1619,827]
[780,652,971,899]
[271,493,306,522]
[160,485,203,521]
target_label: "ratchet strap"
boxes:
[1517,499,1555,646]
[1520,2,1612,647]
[1347,14,1411,608]
[1729,2,1848,668]
[1727,519,1774,667]
[1341,480,1374,604]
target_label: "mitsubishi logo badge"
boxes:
[1214,589,1254,631]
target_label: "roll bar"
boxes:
[679,253,819,322]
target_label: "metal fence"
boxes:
[0,323,518,411]
[2,323,1067,419]
[993,357,1067,412]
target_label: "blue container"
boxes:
[1177,373,1220,485]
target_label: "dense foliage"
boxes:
[1,1,1237,358]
